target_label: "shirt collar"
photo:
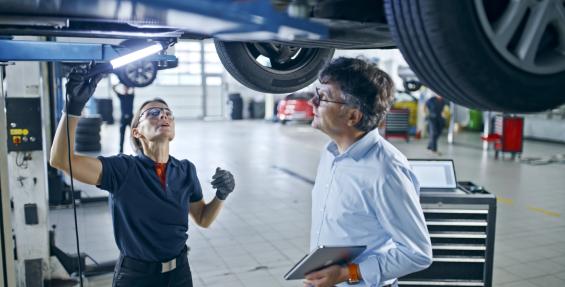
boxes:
[326,129,381,161]
[137,152,178,168]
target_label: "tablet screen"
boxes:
[409,160,457,189]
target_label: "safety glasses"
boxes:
[312,87,348,106]
[139,107,174,120]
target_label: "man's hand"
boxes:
[65,66,103,116]
[211,167,235,200]
[303,264,349,287]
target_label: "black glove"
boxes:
[211,167,235,200]
[64,66,103,116]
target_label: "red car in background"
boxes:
[277,92,314,124]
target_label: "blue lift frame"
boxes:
[0,39,176,62]
[0,0,328,42]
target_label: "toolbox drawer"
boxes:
[399,184,496,287]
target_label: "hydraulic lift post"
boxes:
[0,62,17,287]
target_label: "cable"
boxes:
[64,90,84,287]
[84,254,99,266]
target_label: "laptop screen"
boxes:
[408,160,457,189]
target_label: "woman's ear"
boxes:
[132,127,142,139]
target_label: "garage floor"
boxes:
[50,119,565,287]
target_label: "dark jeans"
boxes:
[427,119,444,152]
[112,254,193,287]
[119,115,132,153]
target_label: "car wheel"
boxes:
[384,0,565,112]
[115,39,159,87]
[116,60,158,88]
[215,41,335,93]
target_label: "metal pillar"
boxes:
[483,111,492,150]
[200,41,208,119]
[447,102,456,144]
[0,64,17,287]
[416,89,429,138]
[264,93,275,120]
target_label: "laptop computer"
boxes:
[408,159,458,192]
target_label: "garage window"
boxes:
[156,40,223,86]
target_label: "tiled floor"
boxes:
[50,120,565,287]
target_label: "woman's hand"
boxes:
[65,66,103,116]
[211,167,235,200]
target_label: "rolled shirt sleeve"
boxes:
[358,164,433,285]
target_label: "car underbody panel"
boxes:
[0,0,393,49]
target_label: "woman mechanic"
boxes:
[50,68,235,287]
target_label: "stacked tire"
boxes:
[228,93,243,120]
[75,115,102,152]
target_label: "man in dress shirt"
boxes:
[304,57,433,287]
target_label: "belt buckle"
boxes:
[161,258,177,273]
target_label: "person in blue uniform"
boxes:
[50,68,235,287]
[112,83,135,153]
[425,93,446,155]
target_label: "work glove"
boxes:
[211,167,235,200]
[64,65,104,116]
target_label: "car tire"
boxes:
[77,116,102,126]
[75,125,100,135]
[115,39,159,88]
[76,115,102,151]
[384,0,565,112]
[116,61,158,88]
[215,40,335,93]
[75,134,101,144]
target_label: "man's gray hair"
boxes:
[320,57,396,132]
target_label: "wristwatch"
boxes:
[347,263,360,285]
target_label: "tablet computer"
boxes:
[284,245,366,280]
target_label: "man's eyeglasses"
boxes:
[312,87,348,106]
[139,107,174,120]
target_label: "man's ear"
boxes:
[347,109,363,127]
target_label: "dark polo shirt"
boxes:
[97,153,203,262]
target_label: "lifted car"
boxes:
[1,0,564,112]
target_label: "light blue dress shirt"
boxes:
[310,129,433,287]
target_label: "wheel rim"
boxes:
[244,42,318,74]
[124,61,156,85]
[474,0,565,74]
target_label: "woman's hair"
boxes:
[130,98,170,154]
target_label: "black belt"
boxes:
[119,246,188,274]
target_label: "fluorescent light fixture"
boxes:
[110,42,164,68]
